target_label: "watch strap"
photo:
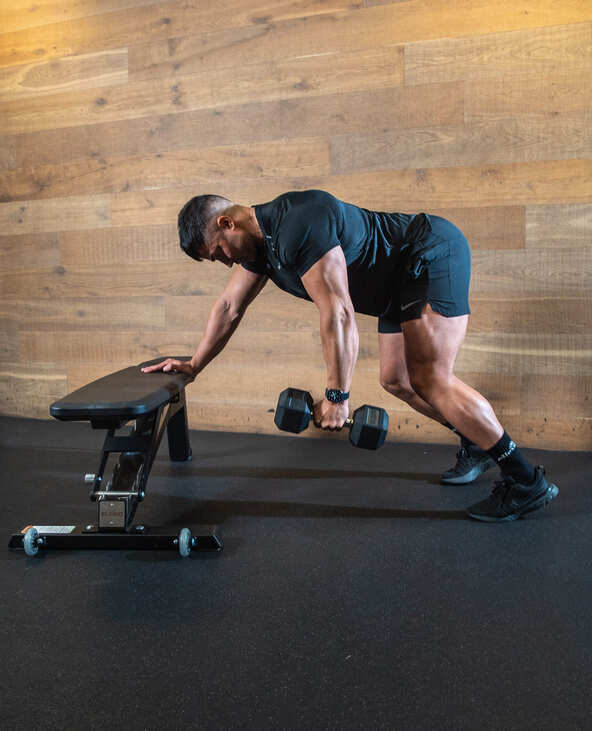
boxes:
[325,388,350,404]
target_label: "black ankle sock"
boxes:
[443,421,476,450]
[487,431,535,485]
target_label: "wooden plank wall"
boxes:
[0,0,590,449]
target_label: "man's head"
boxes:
[178,194,262,268]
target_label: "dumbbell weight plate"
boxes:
[349,405,389,450]
[274,388,314,434]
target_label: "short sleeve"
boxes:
[279,204,341,277]
[241,247,267,275]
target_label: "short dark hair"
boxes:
[178,195,232,261]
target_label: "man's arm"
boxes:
[142,267,267,376]
[300,246,359,429]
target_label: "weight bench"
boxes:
[9,357,222,558]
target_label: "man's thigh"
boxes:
[402,304,468,375]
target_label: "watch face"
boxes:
[326,389,348,403]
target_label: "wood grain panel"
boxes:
[0,49,128,103]
[365,0,413,5]
[521,375,592,419]
[60,225,178,265]
[526,203,592,247]
[1,138,331,202]
[0,366,67,418]
[454,333,592,377]
[0,331,18,362]
[405,22,592,85]
[0,0,166,34]
[428,206,524,250]
[13,82,464,168]
[0,45,404,134]
[0,297,165,331]
[466,71,592,120]
[19,331,178,364]
[128,17,358,83]
[0,137,16,170]
[0,232,60,270]
[0,261,230,299]
[18,329,325,364]
[470,247,590,297]
[0,195,110,236]
[468,298,591,336]
[517,416,591,451]
[0,0,359,68]
[331,114,592,173]
[3,0,591,70]
[326,159,592,209]
[129,3,452,83]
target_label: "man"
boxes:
[142,190,559,522]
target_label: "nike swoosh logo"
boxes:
[400,299,424,311]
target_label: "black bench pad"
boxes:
[50,357,193,422]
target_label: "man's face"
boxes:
[199,220,258,268]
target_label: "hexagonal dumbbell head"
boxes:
[349,405,389,450]
[274,388,314,434]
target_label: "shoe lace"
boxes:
[491,476,514,498]
[454,447,472,468]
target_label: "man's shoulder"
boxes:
[269,189,342,212]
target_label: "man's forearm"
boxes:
[319,308,359,392]
[190,299,243,375]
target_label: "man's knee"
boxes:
[409,367,452,405]
[380,374,416,403]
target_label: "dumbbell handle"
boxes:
[315,415,371,431]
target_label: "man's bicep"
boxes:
[300,246,354,314]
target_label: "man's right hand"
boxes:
[141,358,196,377]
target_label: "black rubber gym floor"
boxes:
[2,414,591,731]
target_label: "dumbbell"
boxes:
[274,388,389,450]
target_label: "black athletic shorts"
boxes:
[378,215,471,334]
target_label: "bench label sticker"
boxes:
[21,525,76,534]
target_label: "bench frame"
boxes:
[9,359,222,557]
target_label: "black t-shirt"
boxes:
[243,190,414,317]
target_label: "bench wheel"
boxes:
[23,527,40,556]
[178,528,192,558]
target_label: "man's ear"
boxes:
[216,215,234,230]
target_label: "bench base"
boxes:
[9,524,222,555]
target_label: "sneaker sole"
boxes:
[440,457,496,485]
[466,484,559,523]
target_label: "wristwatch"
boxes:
[325,388,350,404]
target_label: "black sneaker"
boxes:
[466,465,559,522]
[440,447,496,485]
